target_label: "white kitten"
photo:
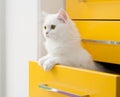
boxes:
[38,9,102,71]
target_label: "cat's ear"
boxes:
[57,8,67,23]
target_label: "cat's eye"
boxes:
[44,26,46,30]
[51,25,56,30]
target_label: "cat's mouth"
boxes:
[46,34,49,38]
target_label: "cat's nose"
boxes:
[46,32,48,35]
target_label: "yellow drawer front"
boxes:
[29,61,120,97]
[66,0,120,19]
[75,21,120,64]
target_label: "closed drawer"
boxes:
[29,61,120,97]
[66,0,120,19]
[75,21,120,64]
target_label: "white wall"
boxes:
[41,0,65,13]
[5,0,65,97]
[5,0,38,97]
[0,0,5,96]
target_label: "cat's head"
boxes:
[42,9,75,41]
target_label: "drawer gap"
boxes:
[95,62,120,75]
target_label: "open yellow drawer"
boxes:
[74,21,120,64]
[29,61,120,97]
[66,0,120,19]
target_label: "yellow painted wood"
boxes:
[75,21,120,64]
[75,21,120,41]
[29,61,120,97]
[66,0,120,19]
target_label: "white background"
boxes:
[0,0,5,96]
[5,0,38,97]
[0,0,65,97]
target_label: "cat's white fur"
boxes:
[38,9,102,71]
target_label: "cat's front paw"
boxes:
[38,58,45,66]
[43,61,55,71]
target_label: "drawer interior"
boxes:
[95,62,120,74]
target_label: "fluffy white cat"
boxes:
[38,9,102,71]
